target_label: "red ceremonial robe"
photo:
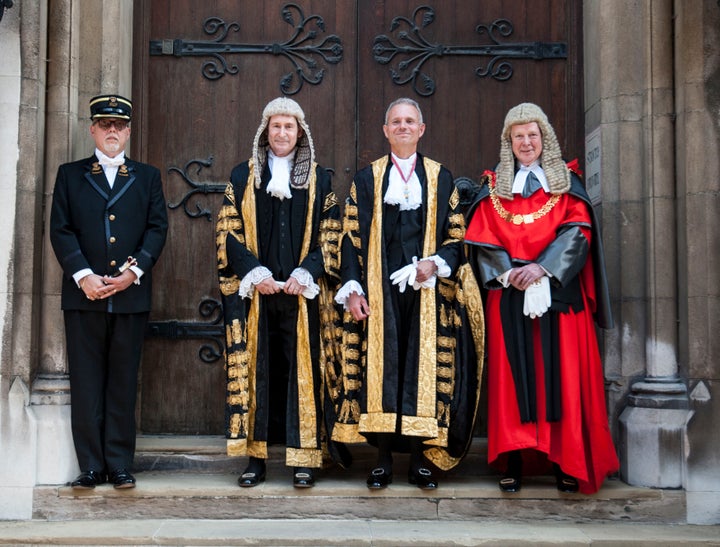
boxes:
[465,171,618,494]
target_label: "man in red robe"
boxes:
[465,103,618,494]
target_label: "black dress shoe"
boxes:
[109,469,136,489]
[366,467,393,489]
[293,467,315,488]
[499,450,522,493]
[554,465,579,493]
[498,475,521,493]
[71,470,105,489]
[556,475,579,493]
[408,467,438,490]
[238,469,266,487]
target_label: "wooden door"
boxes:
[132,0,582,434]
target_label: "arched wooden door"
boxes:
[132,0,582,434]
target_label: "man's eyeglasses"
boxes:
[95,119,129,131]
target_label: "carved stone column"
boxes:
[673,0,720,525]
[585,0,692,490]
[616,0,692,488]
[35,0,135,484]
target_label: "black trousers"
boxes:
[64,310,148,472]
[260,293,299,446]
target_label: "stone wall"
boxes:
[675,0,720,526]
[585,0,719,524]
[0,0,135,520]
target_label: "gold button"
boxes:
[109,214,116,221]
[109,236,116,243]
[110,260,117,267]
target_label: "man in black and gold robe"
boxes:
[216,97,343,488]
[331,98,484,489]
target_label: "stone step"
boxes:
[2,518,719,546]
[131,435,492,475]
[32,436,686,524]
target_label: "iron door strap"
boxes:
[149,3,343,94]
[146,298,224,364]
[373,5,567,96]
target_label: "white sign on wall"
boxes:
[585,126,601,205]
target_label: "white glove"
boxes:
[390,257,418,293]
[523,276,551,319]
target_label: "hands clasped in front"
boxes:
[509,263,551,319]
[255,275,318,299]
[255,276,302,296]
[82,271,136,301]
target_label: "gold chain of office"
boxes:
[489,185,561,225]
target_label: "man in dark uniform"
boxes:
[331,98,484,490]
[50,94,168,489]
[216,97,343,488]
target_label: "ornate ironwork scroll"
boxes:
[146,298,225,364]
[373,5,567,96]
[167,156,225,222]
[149,3,343,94]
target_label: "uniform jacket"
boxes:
[50,154,168,313]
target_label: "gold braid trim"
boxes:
[423,261,485,471]
[331,179,365,441]
[227,438,247,457]
[359,412,397,433]
[332,421,366,444]
[410,157,440,433]
[366,157,388,415]
[296,165,318,450]
[401,415,438,438]
[216,183,244,292]
[424,444,459,469]
[319,218,342,279]
[449,186,460,210]
[247,440,267,459]
[286,447,323,468]
[241,161,260,450]
[323,191,338,213]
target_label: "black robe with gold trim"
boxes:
[216,159,343,468]
[329,154,485,470]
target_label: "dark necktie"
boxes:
[522,171,542,198]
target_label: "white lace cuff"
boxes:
[290,268,320,300]
[423,255,451,278]
[335,280,365,309]
[239,266,273,299]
